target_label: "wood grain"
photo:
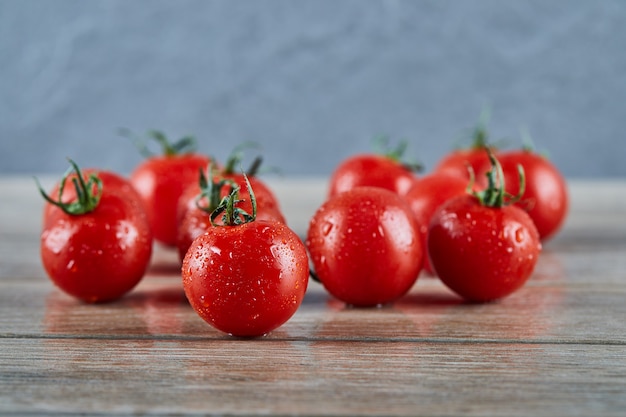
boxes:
[1,177,625,416]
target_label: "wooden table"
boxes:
[1,176,625,416]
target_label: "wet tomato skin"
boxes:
[404,173,470,275]
[306,187,423,307]
[497,150,569,241]
[182,220,309,337]
[41,192,153,303]
[428,194,541,302]
[131,153,211,246]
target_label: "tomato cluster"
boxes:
[37,120,568,337]
[38,133,305,337]
[310,122,567,304]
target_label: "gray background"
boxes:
[1,0,625,177]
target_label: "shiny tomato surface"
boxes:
[428,194,541,302]
[131,154,210,246]
[41,192,153,303]
[404,173,470,275]
[498,150,569,240]
[307,187,423,306]
[182,220,308,337]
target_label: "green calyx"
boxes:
[36,159,103,215]
[210,173,257,227]
[470,108,490,149]
[194,164,236,214]
[119,128,197,157]
[469,149,525,208]
[374,135,423,173]
[223,142,263,176]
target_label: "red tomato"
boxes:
[182,184,308,337]
[427,152,542,302]
[128,131,212,246]
[497,149,569,240]
[328,154,418,198]
[39,161,153,303]
[306,187,423,307]
[404,173,470,275]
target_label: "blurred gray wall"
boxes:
[1,0,625,177]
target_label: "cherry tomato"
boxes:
[126,130,212,246]
[428,152,542,302]
[497,149,568,240]
[306,186,423,307]
[328,139,420,198]
[38,160,153,303]
[404,173,470,275]
[182,181,308,337]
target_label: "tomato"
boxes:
[497,149,568,240]
[328,140,420,198]
[404,173,470,275]
[427,152,542,302]
[38,160,153,303]
[306,187,423,307]
[182,180,308,337]
[126,130,212,246]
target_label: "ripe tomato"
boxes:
[127,130,212,247]
[497,149,568,240]
[38,161,153,303]
[182,181,308,337]
[306,187,423,307]
[403,173,470,275]
[428,152,542,302]
[328,139,420,198]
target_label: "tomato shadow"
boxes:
[124,286,189,307]
[145,262,183,277]
[396,291,464,307]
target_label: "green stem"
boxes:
[35,159,102,215]
[471,149,525,208]
[119,128,197,157]
[210,173,257,226]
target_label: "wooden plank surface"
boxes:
[1,177,625,416]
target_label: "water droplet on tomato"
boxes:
[321,221,333,236]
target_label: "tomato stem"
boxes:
[472,149,525,208]
[210,173,258,226]
[119,128,197,157]
[194,164,236,214]
[35,159,103,215]
[223,142,263,175]
[374,135,423,173]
